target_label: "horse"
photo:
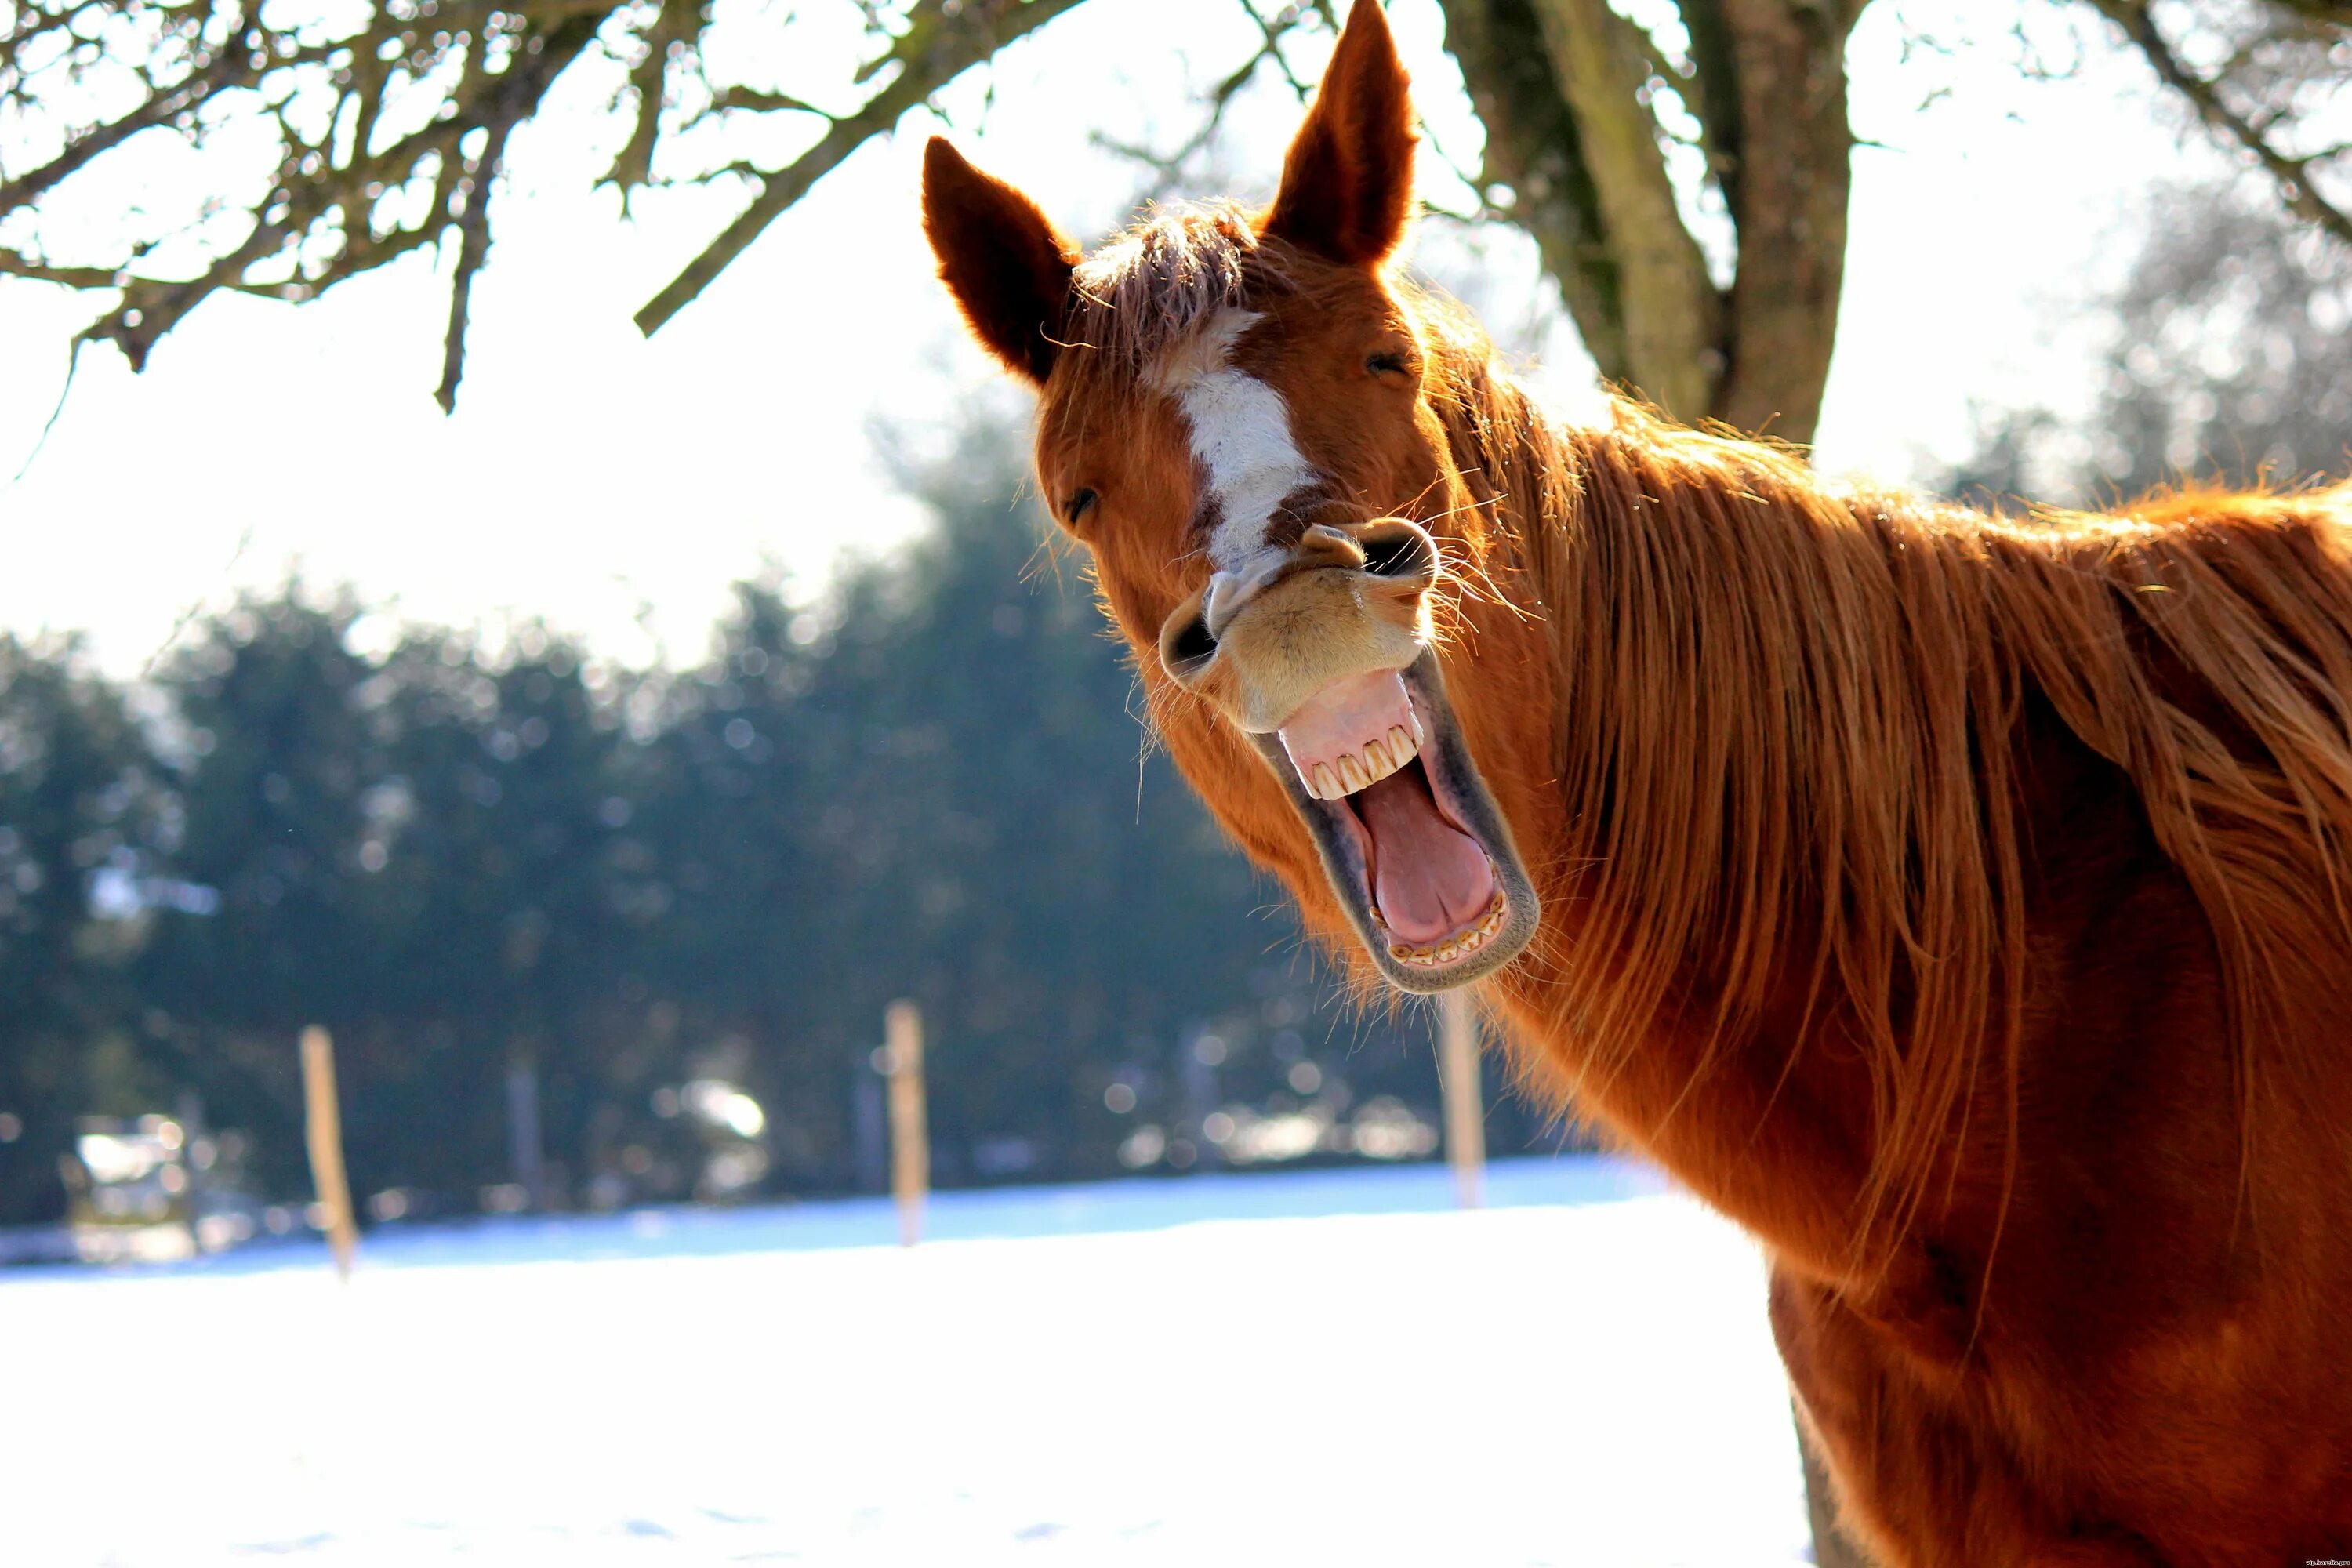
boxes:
[918,2,2352,1559]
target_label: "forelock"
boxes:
[1061,203,1303,395]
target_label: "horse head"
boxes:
[920,0,1541,993]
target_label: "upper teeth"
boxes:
[1300,723,1421,800]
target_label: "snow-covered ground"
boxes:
[0,1157,1811,1566]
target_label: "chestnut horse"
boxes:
[921,2,2352,1560]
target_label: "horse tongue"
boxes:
[1356,766,1495,944]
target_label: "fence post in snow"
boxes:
[506,1057,545,1213]
[886,1000,928,1247]
[299,1025,359,1281]
[1437,991,1485,1210]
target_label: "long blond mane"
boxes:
[1426,323,2352,1255]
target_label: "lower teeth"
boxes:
[1384,897,1508,966]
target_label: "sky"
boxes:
[0,0,2228,676]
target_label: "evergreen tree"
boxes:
[0,636,167,1223]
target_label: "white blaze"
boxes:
[1152,310,1315,581]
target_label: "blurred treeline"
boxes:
[1940,179,2352,506]
[0,423,1567,1229]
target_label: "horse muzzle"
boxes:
[1155,518,1438,734]
[1154,519,1541,993]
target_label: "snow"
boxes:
[0,1157,1812,1566]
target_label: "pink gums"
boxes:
[1277,669,1498,945]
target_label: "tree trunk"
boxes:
[1709,0,1861,441]
[1440,0,1864,445]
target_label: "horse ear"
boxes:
[922,138,1079,386]
[1261,0,1416,266]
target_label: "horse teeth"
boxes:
[1337,754,1368,793]
[1388,726,1416,767]
[1363,738,1392,778]
[1312,762,1340,799]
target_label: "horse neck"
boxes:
[1450,389,1960,1276]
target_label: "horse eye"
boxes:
[1367,350,1411,377]
[1065,488,1098,526]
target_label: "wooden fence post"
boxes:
[299,1025,358,1282]
[1799,1405,1870,1567]
[1437,990,1486,1210]
[885,1000,927,1247]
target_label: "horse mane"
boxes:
[1417,318,2352,1265]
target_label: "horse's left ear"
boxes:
[1261,0,1416,266]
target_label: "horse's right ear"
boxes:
[922,139,1078,387]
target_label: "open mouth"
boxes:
[1254,650,1540,992]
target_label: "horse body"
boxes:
[1395,382,2352,1559]
[1482,435,2352,1563]
[1762,680,2352,1565]
[921,2,2352,1556]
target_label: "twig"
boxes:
[1089,2,1321,201]
[635,0,1089,338]
[4,336,86,488]
[1417,108,1503,223]
[2091,0,2352,249]
[0,253,122,288]
[139,521,255,681]
[437,13,603,410]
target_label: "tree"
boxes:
[129,596,695,1206]
[1939,174,2352,506]
[358,625,649,1202]
[0,635,165,1224]
[4,0,2347,434]
[132,592,390,1196]
[2084,179,2351,497]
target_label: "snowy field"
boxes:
[0,1158,1812,1566]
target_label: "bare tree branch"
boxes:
[2089,0,2352,248]
[1087,2,1322,202]
[2,0,663,405]
[633,0,1088,338]
[5,0,2348,423]
[606,0,706,207]
[2267,0,2352,24]
[438,11,606,409]
[0,253,120,288]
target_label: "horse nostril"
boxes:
[1357,520,1437,584]
[1169,615,1216,668]
[1157,595,1220,684]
